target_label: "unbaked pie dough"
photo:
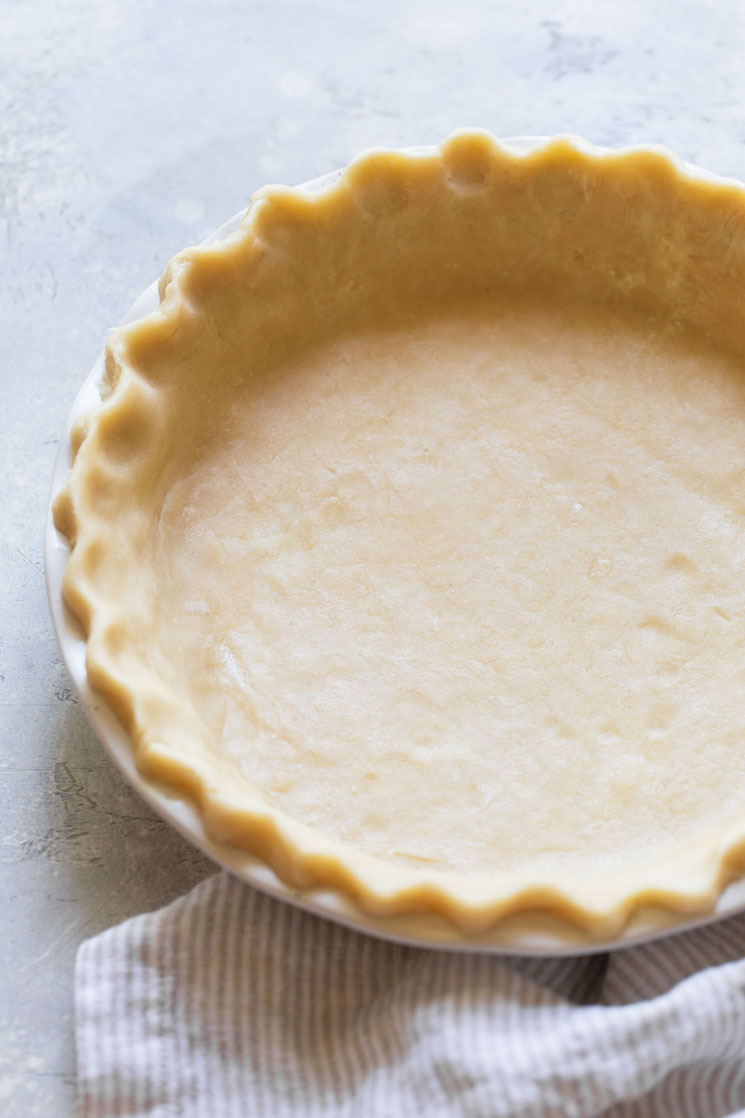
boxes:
[55,133,745,935]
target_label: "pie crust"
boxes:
[54,132,745,937]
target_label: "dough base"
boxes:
[158,294,745,879]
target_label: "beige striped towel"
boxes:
[76,872,745,1117]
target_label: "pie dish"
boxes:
[51,131,745,941]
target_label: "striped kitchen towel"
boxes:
[76,871,745,1117]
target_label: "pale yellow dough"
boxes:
[56,133,745,935]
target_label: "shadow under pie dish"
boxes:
[51,131,745,942]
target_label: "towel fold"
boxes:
[76,871,745,1117]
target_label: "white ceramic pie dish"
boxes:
[46,136,745,954]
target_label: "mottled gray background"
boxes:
[3,0,745,1112]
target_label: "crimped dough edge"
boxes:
[54,130,745,938]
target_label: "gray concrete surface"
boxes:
[4,0,745,1112]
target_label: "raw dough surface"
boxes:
[156,294,745,877]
